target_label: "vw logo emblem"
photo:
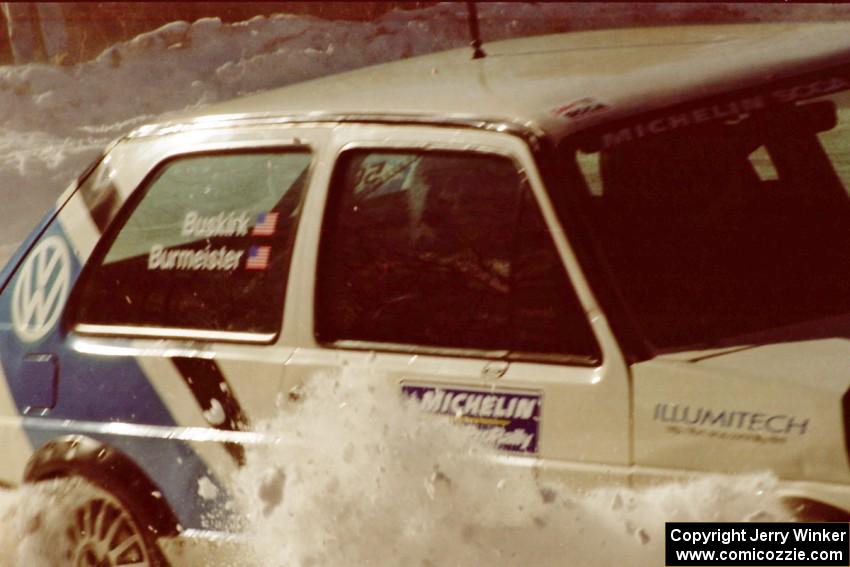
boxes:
[12,235,71,342]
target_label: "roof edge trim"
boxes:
[125,112,546,150]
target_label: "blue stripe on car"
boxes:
[0,222,231,529]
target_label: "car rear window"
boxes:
[70,150,311,341]
[574,70,850,352]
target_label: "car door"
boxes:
[278,123,632,487]
[3,124,331,529]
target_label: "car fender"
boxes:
[24,433,181,537]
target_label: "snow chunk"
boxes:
[227,371,791,567]
[203,398,226,426]
[197,476,220,501]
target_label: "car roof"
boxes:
[134,22,850,144]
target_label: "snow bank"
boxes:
[0,371,790,567]
[226,371,789,567]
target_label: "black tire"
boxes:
[785,497,850,522]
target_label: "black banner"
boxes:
[666,523,849,566]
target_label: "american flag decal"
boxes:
[245,245,271,270]
[252,212,279,236]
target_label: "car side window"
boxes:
[316,149,601,362]
[576,91,850,351]
[70,150,312,339]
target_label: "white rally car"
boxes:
[1,21,850,565]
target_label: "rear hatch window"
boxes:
[573,68,850,352]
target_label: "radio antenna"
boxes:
[466,2,486,59]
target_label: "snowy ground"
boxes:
[0,2,843,565]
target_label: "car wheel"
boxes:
[784,497,850,522]
[63,485,168,567]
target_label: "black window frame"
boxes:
[314,145,603,367]
[64,145,314,344]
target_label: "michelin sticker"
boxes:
[600,75,850,149]
[403,383,542,454]
[12,235,71,342]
